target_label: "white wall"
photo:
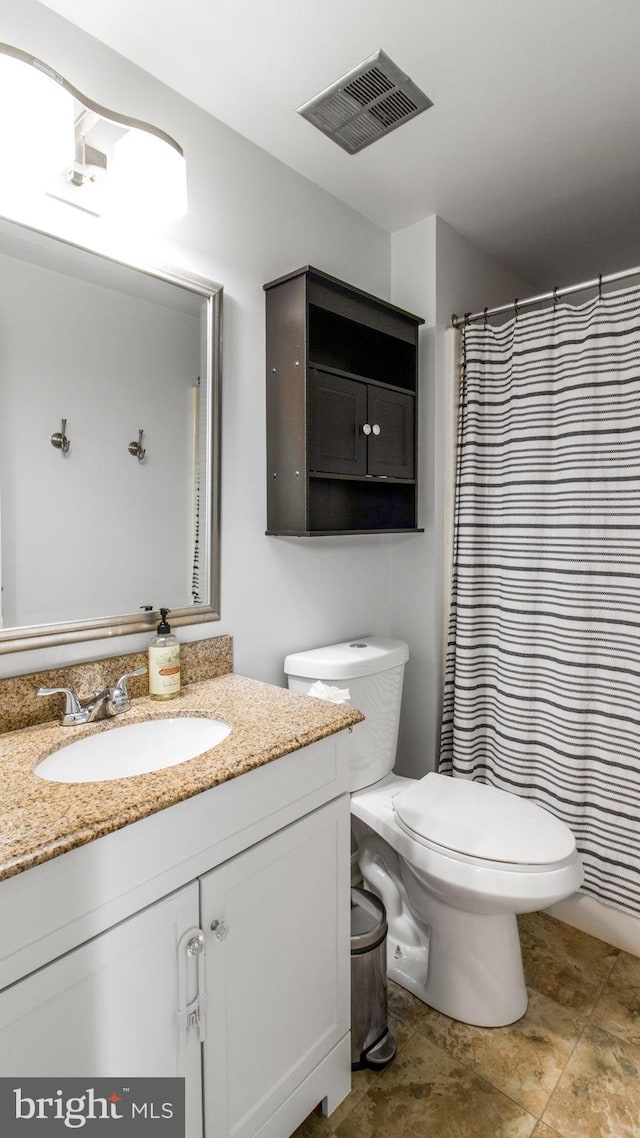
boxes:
[389,217,532,777]
[0,0,393,680]
[0,3,539,783]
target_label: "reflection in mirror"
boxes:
[0,216,221,653]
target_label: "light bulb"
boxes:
[108,126,187,225]
[0,54,75,189]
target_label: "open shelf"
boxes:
[308,306,417,391]
[265,528,425,537]
[309,471,416,484]
[308,477,417,533]
[307,362,418,397]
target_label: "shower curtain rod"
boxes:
[451,262,640,328]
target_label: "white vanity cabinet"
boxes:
[0,733,351,1138]
[0,883,204,1136]
[202,798,349,1138]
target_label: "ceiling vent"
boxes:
[297,50,433,155]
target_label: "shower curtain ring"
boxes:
[483,307,489,325]
[598,273,603,299]
[553,287,560,311]
[464,312,471,325]
[514,298,519,319]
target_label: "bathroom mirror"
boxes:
[0,215,222,653]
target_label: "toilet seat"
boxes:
[352,773,581,909]
[392,772,576,869]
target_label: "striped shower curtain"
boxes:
[440,286,640,916]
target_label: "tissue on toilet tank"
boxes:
[307,681,351,703]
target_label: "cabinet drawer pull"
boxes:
[372,424,381,436]
[362,423,372,436]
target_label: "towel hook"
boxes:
[128,428,146,461]
[50,418,70,454]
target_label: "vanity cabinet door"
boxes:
[200,796,350,1138]
[0,882,203,1138]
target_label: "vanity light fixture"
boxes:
[0,43,187,225]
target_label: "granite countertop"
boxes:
[0,673,363,882]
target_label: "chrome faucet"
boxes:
[37,667,147,726]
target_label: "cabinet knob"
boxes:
[210,918,230,941]
[186,933,204,957]
[362,423,372,436]
[372,424,381,436]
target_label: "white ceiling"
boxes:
[38,0,640,288]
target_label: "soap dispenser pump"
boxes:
[148,607,181,700]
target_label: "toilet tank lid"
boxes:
[393,773,577,865]
[284,637,409,680]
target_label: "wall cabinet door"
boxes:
[200,798,350,1138]
[309,370,368,475]
[309,370,415,480]
[367,387,415,479]
[0,883,203,1138]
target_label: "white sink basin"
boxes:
[35,717,231,783]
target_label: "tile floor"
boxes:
[293,911,640,1138]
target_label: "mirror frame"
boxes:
[0,215,222,654]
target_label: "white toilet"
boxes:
[284,637,583,1028]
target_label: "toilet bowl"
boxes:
[284,637,583,1027]
[352,772,582,1025]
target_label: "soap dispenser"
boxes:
[148,608,181,700]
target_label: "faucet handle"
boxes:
[37,686,82,713]
[109,666,148,710]
[36,686,85,725]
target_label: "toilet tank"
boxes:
[284,638,409,792]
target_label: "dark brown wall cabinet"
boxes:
[265,266,424,536]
